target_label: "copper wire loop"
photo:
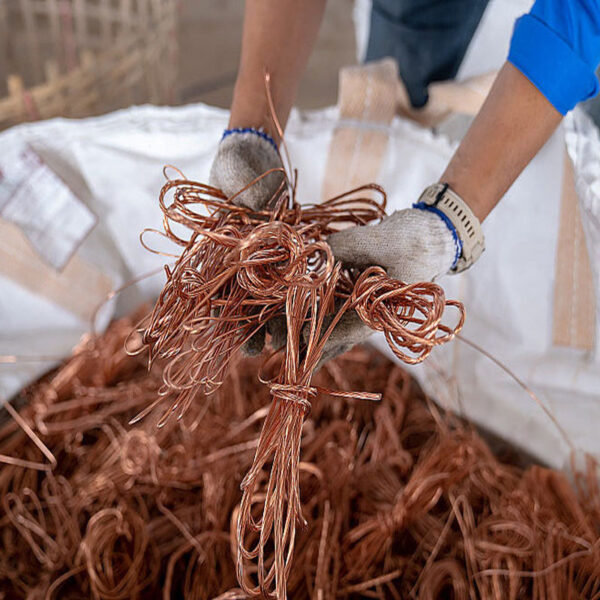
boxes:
[1,318,599,599]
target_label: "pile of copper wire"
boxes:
[1,314,599,599]
[133,171,466,596]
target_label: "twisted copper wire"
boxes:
[352,265,465,363]
[1,319,600,598]
[80,506,160,600]
[2,70,594,596]
[134,169,467,596]
[136,177,389,404]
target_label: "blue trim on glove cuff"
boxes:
[221,127,278,152]
[412,202,463,269]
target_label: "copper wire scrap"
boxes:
[131,164,465,597]
[4,70,595,597]
[352,265,465,364]
[1,318,600,599]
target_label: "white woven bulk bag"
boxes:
[1,94,598,469]
[1,0,598,467]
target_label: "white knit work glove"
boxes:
[316,207,460,363]
[210,127,284,355]
[267,207,461,364]
[329,208,458,283]
[209,128,284,211]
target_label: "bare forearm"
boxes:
[229,0,326,143]
[441,62,563,221]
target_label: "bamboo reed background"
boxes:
[0,0,178,130]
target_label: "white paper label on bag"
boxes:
[0,145,96,271]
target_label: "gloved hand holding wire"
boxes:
[317,205,463,363]
[209,127,283,355]
[209,128,283,212]
[208,0,569,366]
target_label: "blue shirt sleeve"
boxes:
[508,0,600,115]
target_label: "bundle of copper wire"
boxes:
[133,168,465,597]
[1,314,599,599]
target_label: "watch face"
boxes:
[420,184,484,273]
[420,185,441,205]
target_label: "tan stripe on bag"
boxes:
[552,150,596,350]
[321,58,398,201]
[0,219,113,323]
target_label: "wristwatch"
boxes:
[416,183,485,274]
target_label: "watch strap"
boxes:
[416,183,485,273]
